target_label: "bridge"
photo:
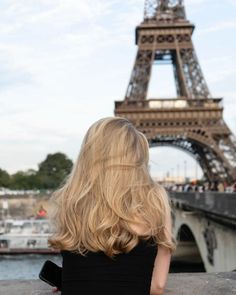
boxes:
[170,192,236,272]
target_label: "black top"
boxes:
[61,237,158,295]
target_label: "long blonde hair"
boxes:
[48,117,176,257]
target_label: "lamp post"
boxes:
[195,161,198,180]
[177,164,180,182]
[184,160,187,182]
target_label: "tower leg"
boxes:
[180,48,211,99]
[125,50,154,101]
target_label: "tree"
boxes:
[0,168,10,188]
[10,171,29,189]
[9,169,41,190]
[37,152,73,189]
[25,169,41,189]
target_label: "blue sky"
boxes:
[0,0,235,179]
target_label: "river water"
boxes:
[0,254,62,280]
[0,254,205,280]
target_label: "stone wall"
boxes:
[1,272,236,295]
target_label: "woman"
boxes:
[48,117,176,295]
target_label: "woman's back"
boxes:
[61,237,157,295]
[48,117,175,295]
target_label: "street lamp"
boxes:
[184,160,187,182]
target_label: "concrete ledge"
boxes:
[0,272,236,295]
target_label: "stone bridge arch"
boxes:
[174,224,206,272]
[171,202,236,272]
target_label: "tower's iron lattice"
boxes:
[114,0,236,183]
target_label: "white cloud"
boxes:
[187,0,206,6]
[207,68,236,84]
[198,20,236,35]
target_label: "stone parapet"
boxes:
[0,272,236,295]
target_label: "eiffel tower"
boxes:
[114,0,236,183]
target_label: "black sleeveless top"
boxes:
[61,237,158,295]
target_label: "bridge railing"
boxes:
[169,191,236,228]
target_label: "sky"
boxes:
[0,0,235,179]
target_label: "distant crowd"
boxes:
[1,181,236,197]
[167,181,236,193]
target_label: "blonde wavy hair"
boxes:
[48,117,176,257]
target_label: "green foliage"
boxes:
[0,168,10,187]
[10,171,31,190]
[0,152,73,190]
[10,170,41,190]
[37,152,73,189]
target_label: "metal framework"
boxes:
[114,0,236,183]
